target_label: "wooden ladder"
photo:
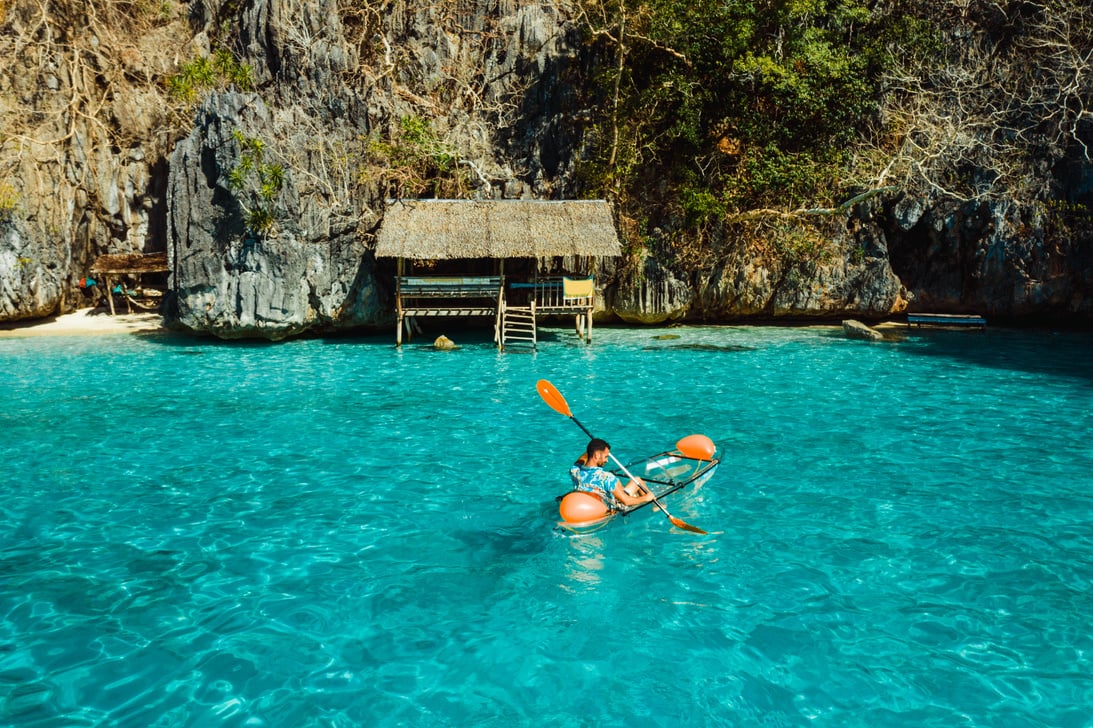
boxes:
[500,302,537,350]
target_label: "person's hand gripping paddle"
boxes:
[536,379,708,535]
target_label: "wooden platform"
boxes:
[89,252,169,315]
[907,313,986,329]
[396,275,504,345]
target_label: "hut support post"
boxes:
[396,258,404,346]
[103,274,116,315]
[495,259,505,348]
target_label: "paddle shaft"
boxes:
[568,413,677,517]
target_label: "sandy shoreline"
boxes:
[0,309,921,340]
[0,307,165,338]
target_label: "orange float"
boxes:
[559,491,610,524]
[676,434,716,460]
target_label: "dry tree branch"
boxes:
[727,187,899,222]
[852,0,1093,203]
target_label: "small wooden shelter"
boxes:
[89,251,169,315]
[374,199,621,348]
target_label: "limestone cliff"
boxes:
[1,0,1090,337]
[163,1,583,338]
[1,0,184,320]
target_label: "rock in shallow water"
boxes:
[843,319,884,341]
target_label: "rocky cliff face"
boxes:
[0,0,186,320]
[166,92,384,339]
[164,0,585,338]
[1,0,1090,336]
[885,195,1093,321]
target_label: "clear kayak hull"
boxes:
[612,451,720,516]
[557,450,720,531]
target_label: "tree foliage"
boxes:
[859,0,1093,203]
[575,0,889,213]
[573,0,1093,261]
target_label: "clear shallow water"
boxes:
[2,325,1092,727]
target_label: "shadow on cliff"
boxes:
[896,328,1093,386]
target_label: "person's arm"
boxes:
[612,478,654,506]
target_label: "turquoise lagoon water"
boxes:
[2,324,1092,727]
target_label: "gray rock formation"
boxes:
[885,196,1093,320]
[690,212,910,321]
[0,218,68,320]
[611,254,693,324]
[842,319,884,341]
[161,1,584,339]
[166,92,384,339]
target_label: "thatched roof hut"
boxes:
[374,199,621,259]
[89,252,169,274]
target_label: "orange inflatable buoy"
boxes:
[559,491,610,524]
[676,434,716,460]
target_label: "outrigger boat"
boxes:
[556,434,720,532]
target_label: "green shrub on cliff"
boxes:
[578,0,885,192]
[0,182,18,223]
[363,115,468,198]
[573,0,936,265]
[168,48,254,104]
[227,131,285,238]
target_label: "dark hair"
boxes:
[586,438,610,458]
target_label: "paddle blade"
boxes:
[536,379,572,417]
[676,434,716,461]
[669,515,708,535]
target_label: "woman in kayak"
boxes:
[570,438,656,509]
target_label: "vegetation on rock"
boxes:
[569,0,1092,282]
[168,49,254,104]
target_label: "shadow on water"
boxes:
[136,330,282,349]
[896,327,1093,385]
[644,342,757,353]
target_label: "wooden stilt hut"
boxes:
[374,199,621,349]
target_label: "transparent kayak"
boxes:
[556,449,720,532]
[611,450,720,516]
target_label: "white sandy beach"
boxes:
[0,307,164,338]
[0,307,916,340]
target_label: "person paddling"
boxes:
[569,438,655,509]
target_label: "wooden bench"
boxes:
[907,313,986,329]
[399,276,503,299]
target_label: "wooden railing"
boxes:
[508,277,594,310]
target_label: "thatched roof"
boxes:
[374,199,621,259]
[90,252,168,274]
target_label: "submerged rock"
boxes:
[645,343,756,352]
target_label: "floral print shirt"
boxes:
[569,463,622,508]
